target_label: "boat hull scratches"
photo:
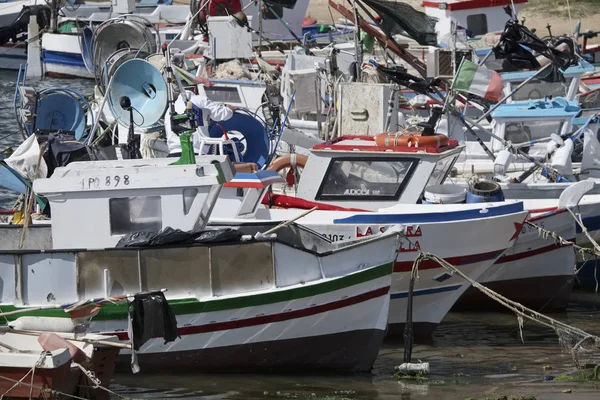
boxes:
[115,329,386,373]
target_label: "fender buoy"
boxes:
[267,154,308,172]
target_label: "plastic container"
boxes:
[466,180,505,203]
[551,138,574,175]
[423,184,467,204]
[493,149,514,176]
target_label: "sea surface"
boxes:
[2,72,600,400]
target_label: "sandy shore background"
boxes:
[304,0,600,38]
[172,0,600,42]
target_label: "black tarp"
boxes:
[116,227,243,248]
[359,0,438,46]
[494,21,576,80]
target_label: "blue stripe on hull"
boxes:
[578,215,600,234]
[42,50,85,68]
[390,284,463,299]
[333,202,524,224]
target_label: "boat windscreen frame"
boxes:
[314,156,419,202]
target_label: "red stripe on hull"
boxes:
[393,249,505,272]
[495,238,575,264]
[108,285,391,341]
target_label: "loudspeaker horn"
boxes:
[107,59,168,128]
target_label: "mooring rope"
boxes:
[402,224,600,369]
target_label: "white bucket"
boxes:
[424,184,467,204]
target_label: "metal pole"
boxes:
[350,0,362,81]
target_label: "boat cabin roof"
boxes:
[312,135,461,155]
[422,0,527,11]
[501,61,595,82]
[295,135,464,210]
[491,98,581,120]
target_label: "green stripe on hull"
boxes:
[0,262,393,322]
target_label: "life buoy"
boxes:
[267,154,308,172]
[374,133,410,147]
[374,132,449,148]
[267,154,308,187]
[407,134,449,148]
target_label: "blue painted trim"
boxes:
[572,116,600,125]
[577,215,600,234]
[333,202,524,224]
[501,61,595,81]
[0,53,27,60]
[42,50,85,68]
[491,98,581,120]
[390,284,463,299]
[234,170,281,180]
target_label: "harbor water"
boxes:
[1,73,600,399]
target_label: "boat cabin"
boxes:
[292,135,464,209]
[32,156,235,249]
[500,61,595,104]
[423,0,527,38]
[488,98,580,156]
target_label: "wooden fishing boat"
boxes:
[0,330,120,399]
[221,135,580,313]
[0,155,402,372]
[209,138,530,333]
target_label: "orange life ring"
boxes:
[374,132,448,148]
[407,134,449,148]
[374,133,411,147]
[267,154,308,172]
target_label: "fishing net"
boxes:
[358,0,438,46]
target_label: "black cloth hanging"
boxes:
[129,291,179,350]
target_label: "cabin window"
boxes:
[204,86,242,103]
[504,121,565,154]
[316,158,417,201]
[466,14,488,37]
[425,155,458,188]
[510,79,572,102]
[109,196,162,235]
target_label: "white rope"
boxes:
[404,230,600,367]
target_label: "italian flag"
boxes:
[453,59,503,102]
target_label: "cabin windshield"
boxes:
[425,155,458,188]
[510,79,573,102]
[504,120,566,148]
[316,158,417,201]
